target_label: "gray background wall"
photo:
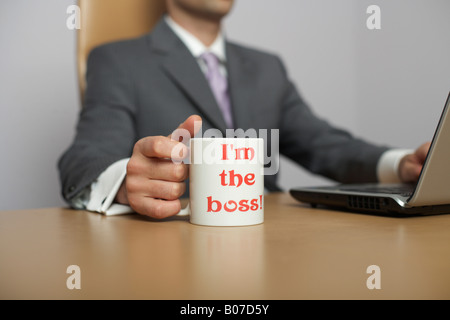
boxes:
[1,0,449,210]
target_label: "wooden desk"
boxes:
[1,192,450,300]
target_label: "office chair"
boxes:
[77,0,167,105]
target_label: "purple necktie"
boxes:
[200,52,234,128]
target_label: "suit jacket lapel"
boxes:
[148,19,227,132]
[226,43,256,131]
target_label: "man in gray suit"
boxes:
[58,0,429,218]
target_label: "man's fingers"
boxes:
[399,141,431,183]
[127,195,182,219]
[127,157,188,181]
[148,180,186,200]
[415,141,431,163]
[399,155,422,183]
[168,115,202,163]
[135,136,188,161]
[126,178,186,201]
[135,115,202,161]
[169,114,202,141]
[122,116,202,218]
[406,162,422,181]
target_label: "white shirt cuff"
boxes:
[376,149,414,183]
[86,158,135,216]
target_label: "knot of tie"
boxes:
[200,52,224,89]
[200,51,221,70]
[200,52,233,128]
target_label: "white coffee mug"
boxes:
[176,138,264,227]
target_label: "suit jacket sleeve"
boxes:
[275,57,390,183]
[58,44,137,203]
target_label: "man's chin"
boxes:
[205,0,234,19]
[197,11,230,23]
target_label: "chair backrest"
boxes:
[77,0,166,104]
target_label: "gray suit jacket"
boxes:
[58,18,389,203]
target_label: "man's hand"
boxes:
[115,115,202,218]
[398,142,431,183]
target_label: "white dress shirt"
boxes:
[70,16,413,215]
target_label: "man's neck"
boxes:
[168,12,221,47]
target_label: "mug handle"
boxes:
[176,203,190,216]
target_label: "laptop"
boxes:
[289,92,450,216]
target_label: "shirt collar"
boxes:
[165,15,226,62]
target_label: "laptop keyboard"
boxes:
[339,184,415,197]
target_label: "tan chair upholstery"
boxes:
[77,0,166,104]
